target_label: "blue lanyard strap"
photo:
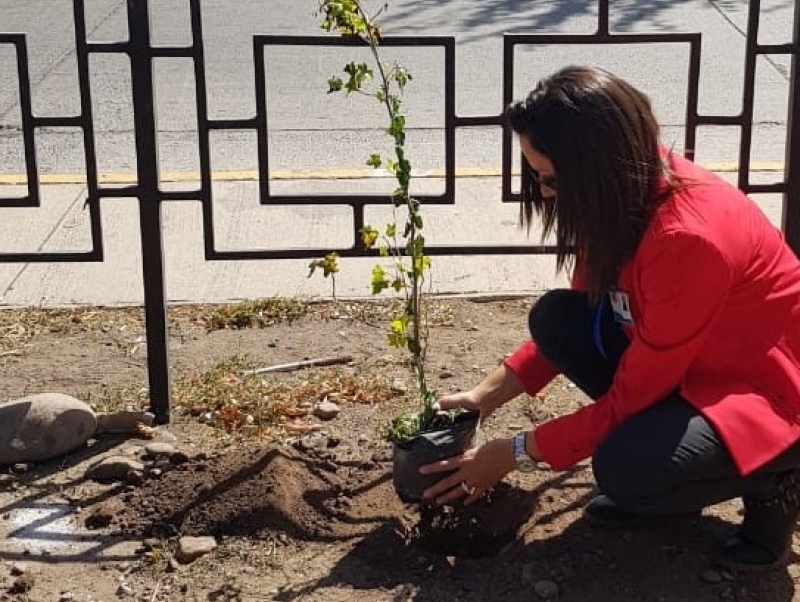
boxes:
[593,296,609,360]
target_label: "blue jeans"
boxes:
[529,289,800,513]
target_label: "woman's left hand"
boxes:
[420,437,516,505]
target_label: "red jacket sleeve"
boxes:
[535,232,733,470]
[503,256,587,396]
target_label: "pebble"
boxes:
[143,441,176,459]
[176,536,217,564]
[438,370,455,379]
[59,592,75,602]
[391,379,408,394]
[313,400,340,420]
[534,579,559,600]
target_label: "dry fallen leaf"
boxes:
[134,422,157,439]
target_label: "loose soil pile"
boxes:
[1,298,800,601]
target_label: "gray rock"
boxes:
[0,393,96,464]
[313,400,340,421]
[390,379,408,394]
[95,411,154,434]
[143,442,176,459]
[175,536,217,564]
[85,456,145,482]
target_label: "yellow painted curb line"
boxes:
[0,161,786,186]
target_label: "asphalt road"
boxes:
[0,0,796,305]
[0,0,796,179]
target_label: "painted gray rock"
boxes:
[0,393,97,464]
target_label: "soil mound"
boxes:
[107,443,539,557]
[111,445,406,541]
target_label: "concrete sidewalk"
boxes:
[0,169,787,308]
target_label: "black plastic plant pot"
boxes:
[392,410,480,503]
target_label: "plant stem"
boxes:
[355,1,429,404]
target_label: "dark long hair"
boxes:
[506,65,678,301]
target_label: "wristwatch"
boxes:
[513,432,537,473]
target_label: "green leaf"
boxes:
[385,223,396,237]
[360,225,379,249]
[366,153,382,169]
[370,264,390,295]
[307,252,340,278]
[394,67,412,90]
[327,76,343,93]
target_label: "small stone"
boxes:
[166,558,181,573]
[175,536,217,564]
[313,401,340,421]
[438,370,455,379]
[534,579,559,600]
[143,441,176,459]
[721,569,737,581]
[0,474,16,488]
[701,569,723,584]
[59,591,75,602]
[95,410,154,434]
[296,433,326,451]
[148,468,163,478]
[390,379,408,394]
[10,463,30,474]
[85,456,145,482]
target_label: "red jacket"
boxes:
[505,153,800,475]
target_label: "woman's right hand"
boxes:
[437,389,481,411]
[437,389,495,420]
[436,363,526,421]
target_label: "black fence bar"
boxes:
[73,0,104,257]
[0,35,39,208]
[127,0,171,423]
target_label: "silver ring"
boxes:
[460,481,476,495]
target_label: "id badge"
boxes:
[609,290,634,325]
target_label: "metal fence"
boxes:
[1,0,798,422]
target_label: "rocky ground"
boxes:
[1,297,799,602]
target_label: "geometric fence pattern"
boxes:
[1,0,798,420]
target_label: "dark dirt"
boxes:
[1,297,799,601]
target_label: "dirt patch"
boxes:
[1,298,799,602]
